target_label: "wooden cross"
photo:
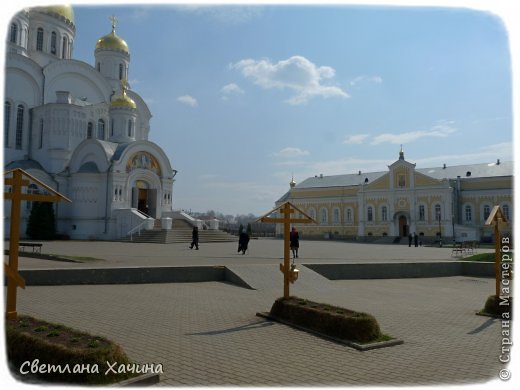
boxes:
[484,205,509,297]
[257,201,317,298]
[4,169,71,320]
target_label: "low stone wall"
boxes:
[305,261,494,280]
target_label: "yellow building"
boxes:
[276,149,512,243]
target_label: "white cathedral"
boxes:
[4,5,177,240]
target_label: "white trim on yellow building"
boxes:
[276,150,512,243]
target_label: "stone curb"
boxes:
[113,372,160,386]
[256,312,404,351]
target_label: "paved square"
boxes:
[14,275,503,386]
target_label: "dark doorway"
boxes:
[399,216,408,237]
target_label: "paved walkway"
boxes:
[6,239,505,386]
[7,239,491,270]
[15,277,504,386]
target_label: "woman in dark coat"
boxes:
[190,226,199,250]
[290,227,299,259]
[238,231,250,255]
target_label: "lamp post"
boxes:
[438,213,442,247]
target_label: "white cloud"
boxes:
[176,95,198,107]
[349,75,383,86]
[371,122,456,145]
[343,134,369,144]
[274,147,310,158]
[231,56,349,105]
[221,83,244,96]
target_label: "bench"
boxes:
[19,242,43,254]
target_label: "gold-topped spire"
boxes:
[290,174,296,188]
[111,80,136,109]
[95,15,129,54]
[399,144,404,160]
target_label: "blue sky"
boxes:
[3,1,515,215]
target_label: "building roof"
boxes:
[294,160,513,190]
[5,159,45,171]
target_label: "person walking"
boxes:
[238,230,250,255]
[408,233,413,247]
[414,232,419,247]
[290,227,300,259]
[189,226,199,250]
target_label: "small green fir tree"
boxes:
[26,202,56,240]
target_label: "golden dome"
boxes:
[33,5,75,25]
[96,31,129,54]
[111,82,136,109]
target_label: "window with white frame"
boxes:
[483,205,491,221]
[465,205,472,222]
[419,205,425,221]
[10,23,17,44]
[381,206,388,221]
[308,208,316,221]
[320,208,328,224]
[36,28,44,51]
[50,31,57,55]
[97,119,105,140]
[15,104,24,149]
[4,101,11,147]
[333,208,340,224]
[434,204,441,221]
[346,208,352,223]
[367,206,373,222]
[503,204,510,221]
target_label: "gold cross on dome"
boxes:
[109,15,117,32]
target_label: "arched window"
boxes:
[97,119,105,140]
[62,36,67,58]
[464,205,472,222]
[434,204,441,221]
[320,208,328,224]
[503,204,510,221]
[483,205,491,221]
[4,101,11,147]
[333,208,340,224]
[15,104,24,149]
[87,122,93,139]
[367,206,373,222]
[127,119,133,137]
[50,31,57,54]
[308,208,316,221]
[97,62,100,72]
[26,183,39,210]
[119,63,124,80]
[10,23,18,44]
[418,205,425,221]
[346,208,352,223]
[381,206,388,222]
[36,28,44,51]
[39,119,44,149]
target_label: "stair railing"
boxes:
[127,219,150,241]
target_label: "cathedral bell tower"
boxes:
[94,15,130,91]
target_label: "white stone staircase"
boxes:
[123,218,237,244]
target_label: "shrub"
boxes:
[270,296,383,343]
[482,294,513,318]
[6,315,136,384]
[26,202,56,240]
